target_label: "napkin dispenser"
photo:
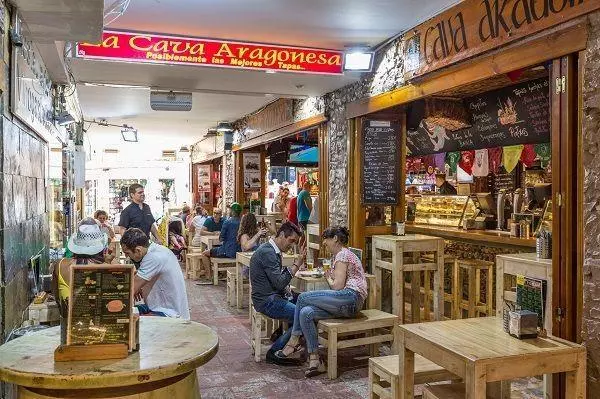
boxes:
[508,310,538,339]
[392,222,405,236]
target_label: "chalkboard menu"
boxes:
[67,265,134,349]
[362,120,400,205]
[407,78,550,156]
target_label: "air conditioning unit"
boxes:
[150,91,192,111]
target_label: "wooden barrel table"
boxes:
[0,317,219,398]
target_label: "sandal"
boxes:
[275,343,303,360]
[304,357,326,378]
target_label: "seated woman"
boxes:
[94,210,116,239]
[237,213,270,277]
[168,219,187,261]
[55,218,115,302]
[275,226,367,377]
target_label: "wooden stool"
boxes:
[369,354,458,399]
[250,305,287,363]
[185,253,204,280]
[226,270,236,306]
[210,258,236,285]
[456,259,494,319]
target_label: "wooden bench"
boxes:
[369,354,458,399]
[226,270,235,306]
[318,310,398,379]
[210,257,236,285]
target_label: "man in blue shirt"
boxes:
[200,208,224,234]
[296,181,313,231]
[196,203,242,284]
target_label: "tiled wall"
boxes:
[1,117,49,342]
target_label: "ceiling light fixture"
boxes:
[343,49,374,72]
[55,111,76,126]
[217,122,234,133]
[121,125,138,142]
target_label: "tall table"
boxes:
[371,234,444,323]
[0,317,219,399]
[398,317,585,399]
[235,251,296,309]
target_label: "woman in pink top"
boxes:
[274,226,367,377]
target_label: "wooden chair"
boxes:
[209,257,236,285]
[369,354,458,399]
[250,303,288,362]
[185,253,204,280]
[456,259,494,318]
[317,274,398,379]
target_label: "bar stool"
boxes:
[456,259,494,318]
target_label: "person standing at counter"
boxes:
[435,173,457,195]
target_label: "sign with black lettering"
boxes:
[403,0,600,78]
[362,120,401,205]
[67,265,134,349]
[407,77,550,156]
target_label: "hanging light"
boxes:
[343,48,374,72]
[121,125,138,142]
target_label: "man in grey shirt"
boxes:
[250,222,304,365]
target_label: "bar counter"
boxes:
[405,224,535,250]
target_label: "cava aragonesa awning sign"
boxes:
[76,30,344,75]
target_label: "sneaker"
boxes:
[265,349,302,366]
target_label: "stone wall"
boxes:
[222,152,235,210]
[581,10,600,393]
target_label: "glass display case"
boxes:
[406,195,472,227]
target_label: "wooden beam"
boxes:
[318,123,330,230]
[346,22,588,119]
[235,114,327,151]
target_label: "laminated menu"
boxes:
[67,265,135,349]
[516,275,547,329]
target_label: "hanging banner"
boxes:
[197,165,211,192]
[403,0,600,78]
[243,153,262,192]
[76,30,344,75]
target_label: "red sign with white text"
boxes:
[76,30,344,75]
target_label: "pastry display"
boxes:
[407,195,470,227]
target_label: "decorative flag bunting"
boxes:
[459,150,475,175]
[473,149,489,177]
[488,147,503,175]
[520,144,536,167]
[535,143,551,166]
[503,145,524,173]
[446,152,460,174]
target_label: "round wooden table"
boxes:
[0,317,219,398]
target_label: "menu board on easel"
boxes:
[361,120,401,205]
[67,265,134,350]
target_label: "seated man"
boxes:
[197,203,242,281]
[200,207,224,235]
[121,228,190,319]
[249,222,305,365]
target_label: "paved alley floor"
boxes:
[186,279,544,399]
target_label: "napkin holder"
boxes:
[508,310,538,339]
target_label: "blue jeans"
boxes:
[292,288,362,353]
[258,295,296,352]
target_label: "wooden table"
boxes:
[372,234,444,323]
[0,317,219,399]
[398,317,585,399]
[291,271,329,292]
[110,237,121,263]
[235,251,296,309]
[200,234,222,251]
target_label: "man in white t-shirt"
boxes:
[120,228,190,319]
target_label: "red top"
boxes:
[287,197,298,226]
